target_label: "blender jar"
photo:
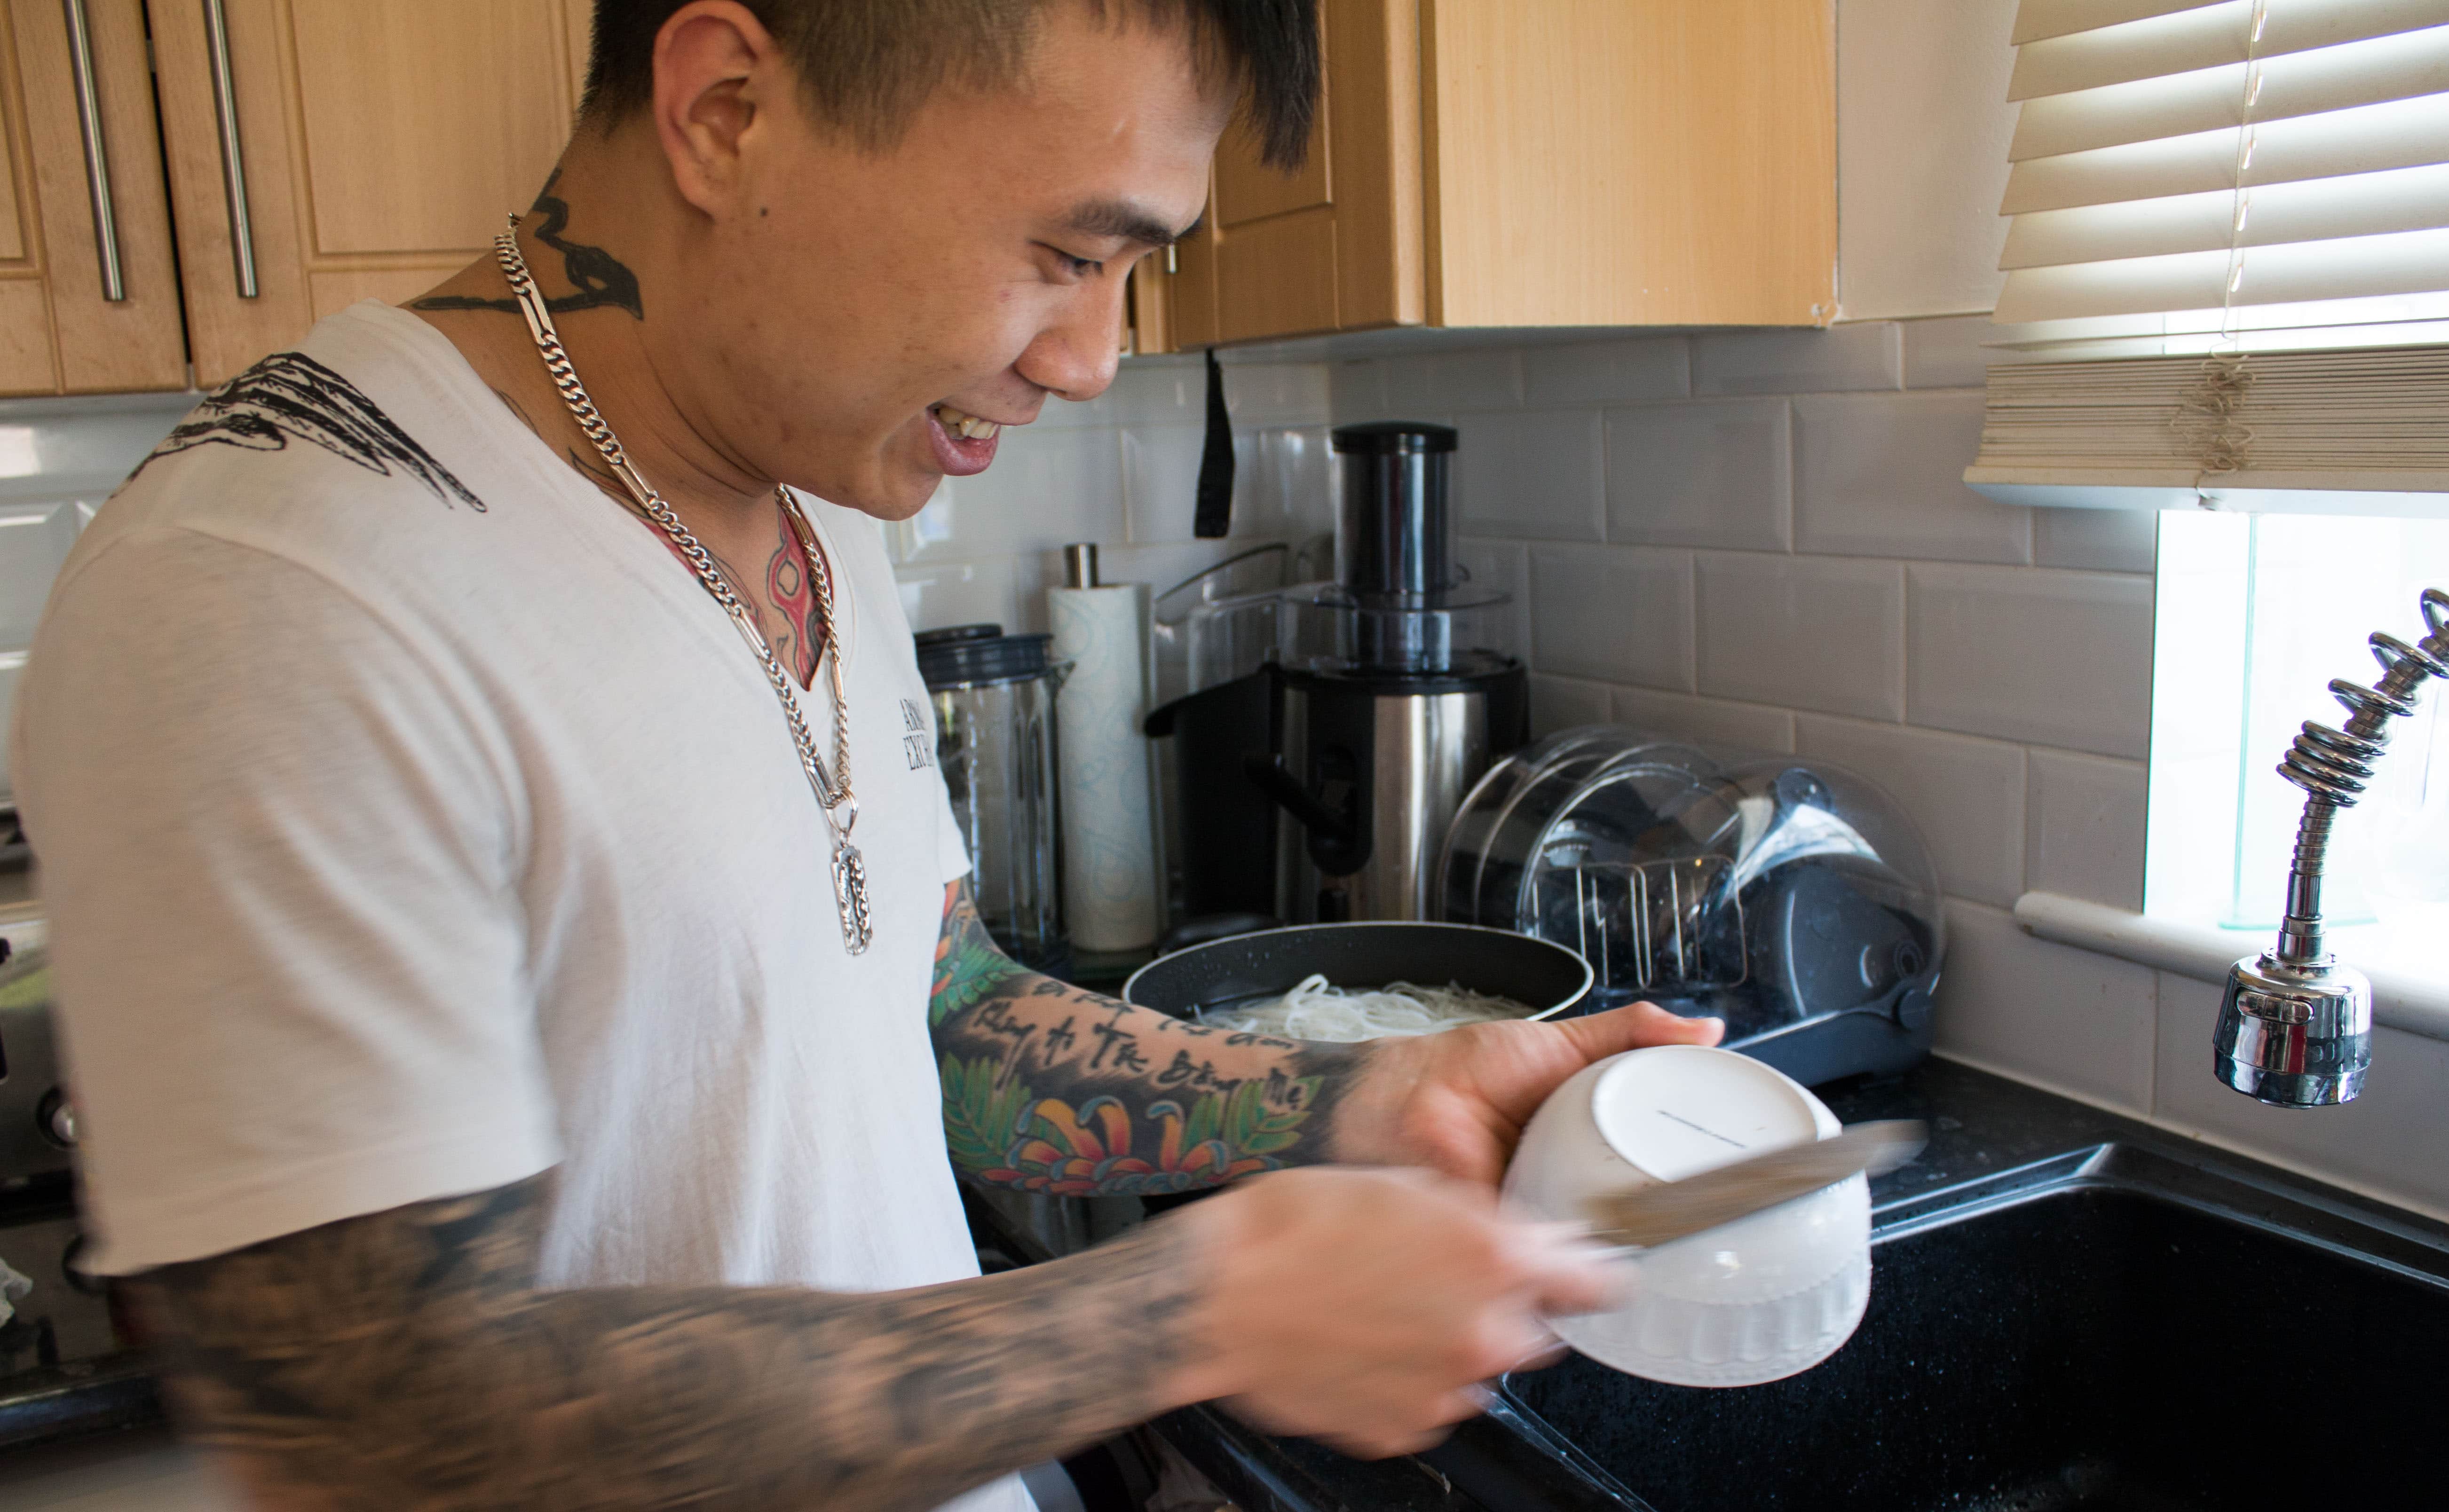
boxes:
[916,625,1069,977]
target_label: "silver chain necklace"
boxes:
[492,218,873,954]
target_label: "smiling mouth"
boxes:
[932,402,1003,440]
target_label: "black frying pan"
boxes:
[1122,921,1595,1025]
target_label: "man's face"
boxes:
[666,5,1232,520]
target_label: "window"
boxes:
[2149,511,2449,975]
[1972,1,2449,981]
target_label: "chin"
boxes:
[789,434,943,521]
[811,462,942,522]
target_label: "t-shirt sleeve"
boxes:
[13,527,558,1272]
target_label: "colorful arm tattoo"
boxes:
[930,882,1365,1196]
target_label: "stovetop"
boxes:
[0,1179,159,1452]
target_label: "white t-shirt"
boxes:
[16,302,988,1298]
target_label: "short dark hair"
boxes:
[583,0,1319,168]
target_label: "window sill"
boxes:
[2012,892,2449,1045]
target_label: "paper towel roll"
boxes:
[1051,583,1160,952]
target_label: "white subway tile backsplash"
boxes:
[1123,424,1331,546]
[895,425,1126,561]
[1245,425,1336,542]
[1933,900,2158,1117]
[1328,360,1390,422]
[1529,545,1693,690]
[1793,392,2031,565]
[1524,336,1691,408]
[1386,348,1524,413]
[1695,552,1905,720]
[1457,410,1603,542]
[1530,672,1611,736]
[1898,315,2001,391]
[2152,972,2449,1219]
[1610,686,1796,754]
[893,558,1019,634]
[1222,362,1334,427]
[1605,400,1792,551]
[1106,361,1206,427]
[2027,749,2148,911]
[1795,715,2028,908]
[2034,506,2159,575]
[1907,565,2153,758]
[1119,423,1216,543]
[1693,322,1901,397]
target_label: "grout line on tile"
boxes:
[1892,560,1910,726]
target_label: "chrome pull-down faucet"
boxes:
[2216,587,2449,1108]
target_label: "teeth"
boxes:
[935,404,1001,441]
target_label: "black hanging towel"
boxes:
[1194,347,1235,538]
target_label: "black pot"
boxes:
[1121,921,1595,1025]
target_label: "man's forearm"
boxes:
[931,885,1367,1196]
[131,1173,1217,1512]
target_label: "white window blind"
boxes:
[1965,0,2449,514]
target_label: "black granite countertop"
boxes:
[961,1054,2445,1512]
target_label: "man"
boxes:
[15,2,1720,1507]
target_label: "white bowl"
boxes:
[1502,1044,1871,1387]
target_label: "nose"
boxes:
[1015,279,1128,406]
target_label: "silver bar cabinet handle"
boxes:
[60,0,124,302]
[201,0,257,299]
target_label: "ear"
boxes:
[650,0,785,218]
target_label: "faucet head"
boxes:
[2215,952,2372,1107]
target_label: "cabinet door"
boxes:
[150,0,590,387]
[1423,0,1836,328]
[0,0,188,394]
[1163,0,1422,349]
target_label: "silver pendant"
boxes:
[833,840,874,955]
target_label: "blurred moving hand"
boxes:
[1175,1166,1617,1457]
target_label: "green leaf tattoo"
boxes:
[940,1053,1327,1197]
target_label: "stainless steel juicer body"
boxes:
[1237,421,1530,924]
[1270,666,1520,922]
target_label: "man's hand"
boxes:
[1329,1002,1726,1186]
[1178,1166,1619,1457]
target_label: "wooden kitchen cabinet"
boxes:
[0,0,587,397]
[1146,0,1838,350]
[150,0,592,387]
[0,0,190,394]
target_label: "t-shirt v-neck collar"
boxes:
[358,301,857,697]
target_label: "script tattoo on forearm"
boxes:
[127,1171,1206,1511]
[412,170,644,319]
[931,883,1365,1196]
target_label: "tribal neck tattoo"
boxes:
[412,172,642,321]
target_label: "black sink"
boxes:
[1487,1143,2449,1511]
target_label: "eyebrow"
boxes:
[1065,198,1202,249]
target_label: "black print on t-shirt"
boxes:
[133,351,487,512]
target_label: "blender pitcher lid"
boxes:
[915,624,1055,689]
